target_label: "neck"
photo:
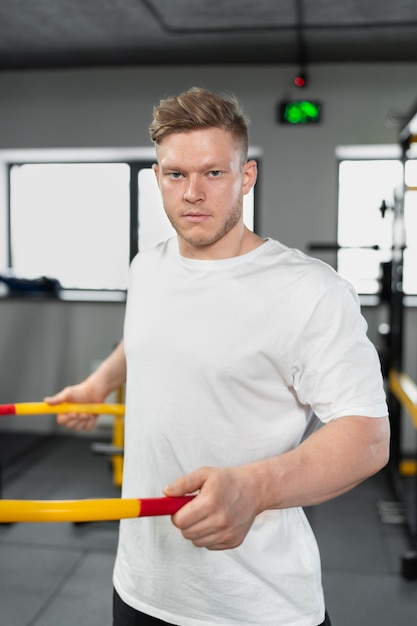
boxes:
[178,226,265,260]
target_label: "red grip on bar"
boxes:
[139,496,195,517]
[0,404,16,415]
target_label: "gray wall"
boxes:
[0,63,416,443]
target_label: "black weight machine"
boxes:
[385,108,417,579]
[309,105,417,578]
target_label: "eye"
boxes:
[168,172,183,179]
[208,170,222,178]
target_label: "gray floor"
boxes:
[0,434,417,626]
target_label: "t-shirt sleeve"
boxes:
[291,278,388,422]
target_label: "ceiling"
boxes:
[1,0,417,71]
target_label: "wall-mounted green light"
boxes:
[279,100,322,125]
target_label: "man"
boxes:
[46,87,389,626]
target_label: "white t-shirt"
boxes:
[113,237,387,626]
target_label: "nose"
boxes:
[183,175,204,203]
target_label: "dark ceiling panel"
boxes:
[145,0,296,31]
[304,0,417,25]
[0,0,416,70]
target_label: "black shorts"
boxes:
[113,588,332,626]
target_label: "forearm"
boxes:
[250,414,390,512]
[166,414,390,550]
[44,340,126,431]
[84,339,127,399]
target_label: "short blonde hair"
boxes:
[149,87,249,161]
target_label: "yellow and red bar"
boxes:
[0,402,125,417]
[0,401,126,487]
[0,403,193,522]
[0,496,194,523]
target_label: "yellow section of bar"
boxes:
[400,459,417,476]
[389,369,417,429]
[14,402,125,417]
[112,386,125,487]
[0,498,140,523]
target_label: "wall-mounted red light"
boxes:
[293,73,307,88]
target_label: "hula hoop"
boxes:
[0,496,194,523]
[0,403,193,523]
[0,402,125,416]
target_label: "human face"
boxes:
[153,127,257,259]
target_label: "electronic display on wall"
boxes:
[278,100,322,125]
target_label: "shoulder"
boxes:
[130,237,177,271]
[264,238,355,298]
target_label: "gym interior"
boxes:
[1,2,417,625]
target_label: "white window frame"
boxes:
[0,147,261,301]
[335,144,417,301]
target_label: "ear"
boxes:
[152,163,160,187]
[242,160,257,195]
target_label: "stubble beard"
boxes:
[167,197,243,249]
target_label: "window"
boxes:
[403,160,417,295]
[1,149,258,295]
[9,162,130,290]
[337,153,417,296]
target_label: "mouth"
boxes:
[183,212,211,223]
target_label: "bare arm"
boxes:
[44,340,126,431]
[165,414,390,550]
